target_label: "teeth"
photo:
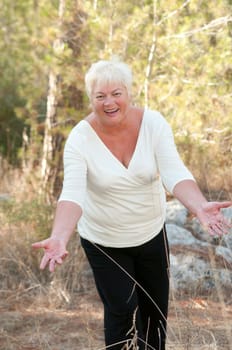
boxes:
[105,109,118,113]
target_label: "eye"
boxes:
[113,92,122,97]
[96,95,104,100]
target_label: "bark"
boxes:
[41,0,65,199]
[144,0,157,108]
[41,71,58,192]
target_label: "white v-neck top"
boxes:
[59,109,194,247]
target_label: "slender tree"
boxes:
[40,0,65,199]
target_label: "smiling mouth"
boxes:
[104,108,120,115]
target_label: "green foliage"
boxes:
[0,198,53,237]
[0,0,231,192]
[0,197,54,287]
[0,86,26,164]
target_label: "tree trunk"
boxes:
[41,0,65,200]
[41,71,58,195]
[144,0,157,108]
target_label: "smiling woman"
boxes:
[85,70,144,167]
[88,83,131,129]
[32,58,232,350]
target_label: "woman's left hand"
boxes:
[196,201,232,236]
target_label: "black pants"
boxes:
[81,227,170,350]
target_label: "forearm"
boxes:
[51,200,83,245]
[172,179,207,216]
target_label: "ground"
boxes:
[1,270,232,350]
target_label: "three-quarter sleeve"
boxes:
[58,137,87,209]
[154,116,195,194]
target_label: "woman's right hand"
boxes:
[32,237,68,272]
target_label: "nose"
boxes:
[103,95,114,106]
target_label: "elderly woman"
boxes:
[33,59,231,350]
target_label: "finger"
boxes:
[32,241,46,249]
[221,219,232,230]
[208,220,230,236]
[56,257,63,264]
[208,225,221,236]
[217,214,232,230]
[62,251,69,259]
[40,254,51,270]
[54,251,69,265]
[210,223,224,236]
[49,259,56,273]
[217,201,232,209]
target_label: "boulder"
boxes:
[166,199,188,226]
[166,223,209,247]
[170,254,232,296]
[165,201,232,297]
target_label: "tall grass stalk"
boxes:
[0,179,231,349]
[90,239,175,349]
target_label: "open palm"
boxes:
[32,237,68,272]
[196,201,232,236]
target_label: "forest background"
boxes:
[0,0,232,349]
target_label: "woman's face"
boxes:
[90,81,131,127]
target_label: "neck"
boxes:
[96,117,129,135]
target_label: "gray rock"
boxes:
[166,223,208,247]
[164,199,232,296]
[170,254,212,293]
[216,268,232,290]
[222,233,232,251]
[215,245,232,265]
[170,254,232,295]
[166,199,188,226]
[221,207,232,221]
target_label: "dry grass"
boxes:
[0,167,232,349]
[0,264,232,350]
[0,216,231,350]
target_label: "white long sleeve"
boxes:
[59,109,194,247]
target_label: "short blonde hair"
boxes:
[85,58,133,99]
